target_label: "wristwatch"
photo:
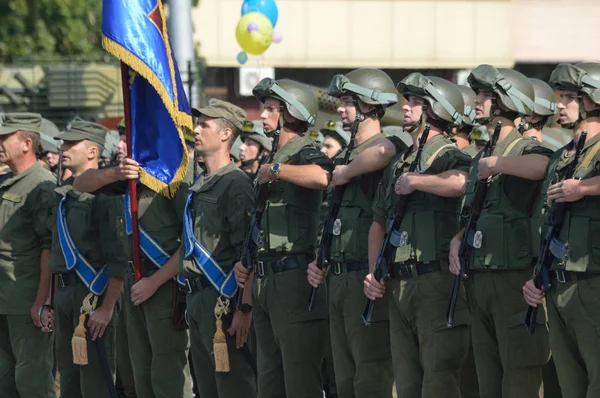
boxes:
[239,303,253,313]
[269,162,281,179]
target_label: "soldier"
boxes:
[234,78,334,398]
[306,68,399,398]
[73,138,193,396]
[45,121,127,397]
[319,120,350,159]
[180,99,256,397]
[523,62,600,397]
[519,78,558,145]
[364,73,472,398]
[239,120,272,178]
[0,113,57,397]
[455,85,480,155]
[448,65,553,398]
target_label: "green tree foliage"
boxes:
[0,0,103,62]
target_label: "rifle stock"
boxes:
[523,130,587,333]
[307,114,360,311]
[445,121,502,327]
[234,134,280,310]
[362,125,431,326]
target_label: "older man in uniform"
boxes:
[523,62,600,397]
[0,113,57,398]
[234,78,334,398]
[449,66,552,398]
[45,121,127,397]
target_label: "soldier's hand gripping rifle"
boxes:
[362,125,431,326]
[445,121,502,327]
[307,114,360,311]
[234,134,280,310]
[523,130,587,334]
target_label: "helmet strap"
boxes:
[404,105,427,133]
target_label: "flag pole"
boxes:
[120,61,142,282]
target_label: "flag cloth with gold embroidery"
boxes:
[101,0,190,197]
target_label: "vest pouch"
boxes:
[330,207,369,261]
[560,214,591,272]
[264,200,289,252]
[393,212,415,263]
[473,214,505,268]
[414,211,436,263]
[504,217,532,269]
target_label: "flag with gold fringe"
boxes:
[101,0,191,197]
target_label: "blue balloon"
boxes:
[237,51,248,65]
[241,0,278,27]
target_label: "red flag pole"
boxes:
[120,61,142,282]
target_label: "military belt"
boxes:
[255,255,307,278]
[56,273,78,288]
[331,262,369,275]
[551,270,600,284]
[390,262,441,280]
[186,274,213,294]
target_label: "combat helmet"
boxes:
[397,73,464,132]
[327,68,398,121]
[523,78,558,131]
[550,62,600,126]
[320,120,351,148]
[253,78,317,133]
[241,120,273,152]
[468,65,535,124]
[456,85,477,127]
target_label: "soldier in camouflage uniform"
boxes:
[364,73,472,398]
[523,62,600,397]
[0,113,57,398]
[449,65,553,398]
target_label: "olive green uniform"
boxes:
[372,134,472,398]
[98,177,193,398]
[0,161,57,398]
[328,133,394,398]
[537,133,600,397]
[180,161,256,397]
[466,129,552,398]
[252,135,334,398]
[49,178,128,398]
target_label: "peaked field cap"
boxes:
[192,99,247,130]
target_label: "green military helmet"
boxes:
[102,130,120,165]
[382,125,413,147]
[468,125,490,146]
[320,120,350,147]
[241,120,273,151]
[529,78,557,117]
[117,118,126,135]
[397,73,464,126]
[468,65,535,117]
[308,130,324,144]
[252,78,317,126]
[456,85,477,126]
[327,68,398,108]
[550,62,600,123]
[230,136,242,161]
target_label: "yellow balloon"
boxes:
[236,12,273,55]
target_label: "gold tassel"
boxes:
[72,314,88,365]
[213,318,230,372]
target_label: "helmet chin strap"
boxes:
[403,105,428,133]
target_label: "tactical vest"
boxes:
[543,137,600,272]
[257,135,323,258]
[466,132,540,270]
[390,135,462,264]
[330,134,386,262]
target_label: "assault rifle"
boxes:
[445,121,502,327]
[361,125,431,325]
[523,130,587,333]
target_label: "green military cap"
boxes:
[0,112,43,135]
[320,120,350,147]
[241,120,272,151]
[469,125,490,146]
[192,99,247,131]
[57,120,109,147]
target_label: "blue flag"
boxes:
[101,0,190,197]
